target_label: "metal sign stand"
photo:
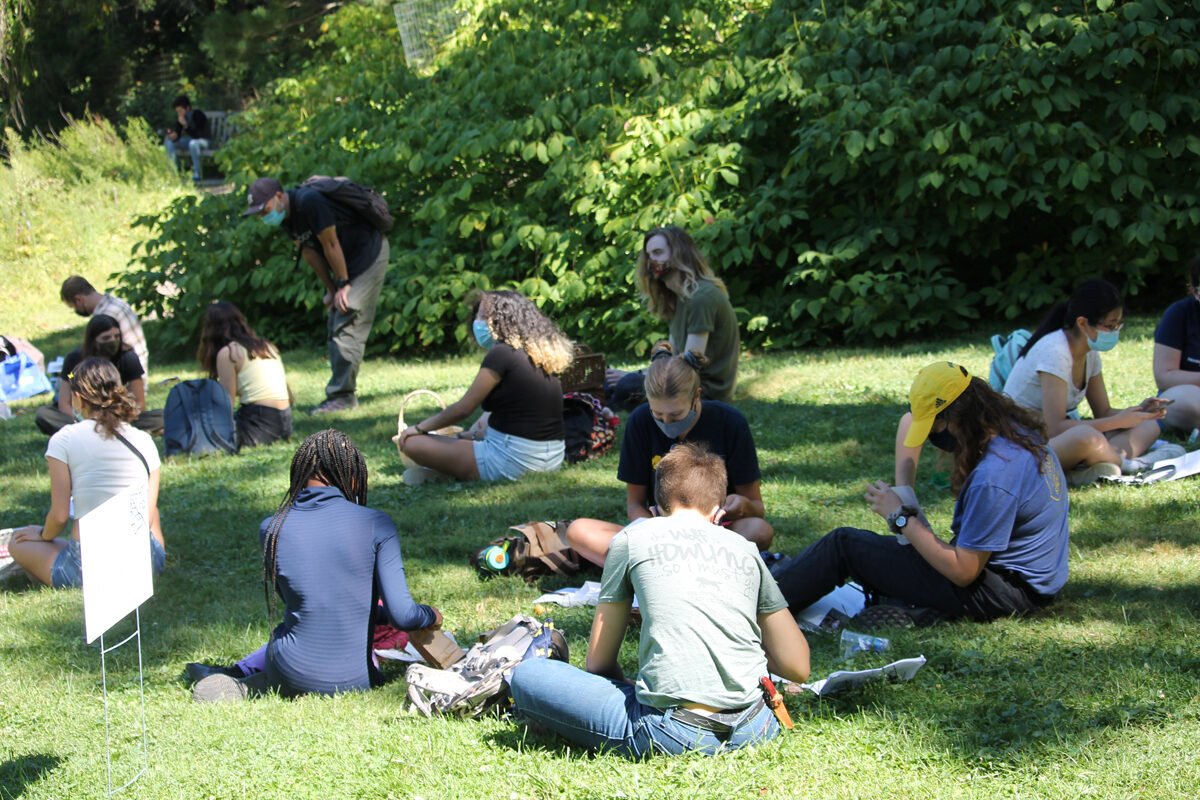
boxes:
[97,607,149,796]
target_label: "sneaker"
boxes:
[193,673,249,703]
[311,396,358,415]
[1142,442,1187,465]
[402,466,452,486]
[185,662,242,686]
[1067,461,1122,485]
[852,604,917,631]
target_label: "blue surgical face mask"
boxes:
[1087,327,1120,352]
[653,402,698,439]
[260,205,285,226]
[472,319,494,349]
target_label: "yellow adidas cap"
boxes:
[903,362,971,448]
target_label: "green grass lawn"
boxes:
[2,306,1198,798]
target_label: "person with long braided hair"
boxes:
[187,429,442,702]
[10,358,165,587]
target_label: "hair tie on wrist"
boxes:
[681,351,703,371]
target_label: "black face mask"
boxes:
[97,339,121,358]
[74,308,90,318]
[927,427,959,453]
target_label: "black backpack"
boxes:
[562,392,617,464]
[300,175,394,234]
[163,379,238,456]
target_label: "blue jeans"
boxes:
[509,658,780,758]
[50,534,166,589]
[164,136,209,179]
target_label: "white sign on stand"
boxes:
[80,485,153,644]
[77,482,155,796]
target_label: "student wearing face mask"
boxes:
[35,315,162,436]
[1002,278,1177,484]
[564,353,772,568]
[1152,255,1200,437]
[396,291,571,483]
[242,176,388,416]
[772,362,1070,626]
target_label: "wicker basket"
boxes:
[392,390,463,464]
[561,345,606,394]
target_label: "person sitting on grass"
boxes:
[187,429,443,702]
[35,314,161,436]
[1152,255,1200,437]
[397,290,572,484]
[565,352,773,568]
[508,443,810,758]
[771,362,1070,628]
[197,301,293,449]
[1002,278,1176,485]
[604,226,740,410]
[9,358,165,587]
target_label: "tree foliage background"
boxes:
[119,0,1200,356]
[0,0,342,137]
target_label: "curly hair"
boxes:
[471,290,573,375]
[261,429,369,620]
[634,226,728,321]
[69,358,140,438]
[940,377,1049,495]
[197,301,278,378]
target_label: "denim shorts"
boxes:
[50,534,166,589]
[473,429,564,481]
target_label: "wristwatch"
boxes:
[887,505,919,535]
[331,277,350,290]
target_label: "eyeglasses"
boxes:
[1094,319,1124,332]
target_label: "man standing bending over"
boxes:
[243,177,388,415]
[60,276,149,375]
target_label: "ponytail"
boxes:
[1019,278,1122,359]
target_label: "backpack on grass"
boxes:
[563,391,618,464]
[988,328,1031,391]
[164,379,237,456]
[300,175,394,234]
[405,615,567,718]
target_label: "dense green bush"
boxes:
[120,0,1200,356]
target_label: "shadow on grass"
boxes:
[0,753,65,799]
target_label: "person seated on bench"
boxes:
[566,352,773,567]
[197,301,292,448]
[1152,255,1200,437]
[771,362,1070,626]
[1003,278,1175,485]
[186,429,443,702]
[9,358,165,587]
[164,94,210,183]
[508,443,810,758]
[397,290,572,483]
[35,314,161,436]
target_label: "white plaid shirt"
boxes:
[95,294,149,376]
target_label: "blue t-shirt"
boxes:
[950,436,1070,596]
[262,486,436,695]
[1153,297,1200,373]
[616,400,760,496]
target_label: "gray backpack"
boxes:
[405,615,567,717]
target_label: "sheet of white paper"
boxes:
[794,583,867,631]
[80,485,153,643]
[801,655,926,697]
[532,580,603,607]
[1101,448,1200,485]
